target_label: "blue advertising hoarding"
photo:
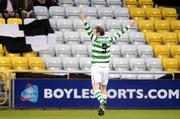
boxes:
[13,79,180,109]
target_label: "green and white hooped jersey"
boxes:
[83,20,129,64]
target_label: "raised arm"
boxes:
[80,11,97,42]
[111,20,136,42]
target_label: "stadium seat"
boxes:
[162,58,179,72]
[137,45,154,58]
[97,7,114,19]
[105,19,122,32]
[11,57,28,71]
[145,32,162,46]
[146,58,163,71]
[82,7,97,19]
[124,0,138,8]
[121,45,137,58]
[161,8,177,20]
[138,20,154,32]
[129,7,146,20]
[59,0,74,7]
[33,6,49,19]
[154,45,170,59]
[49,6,65,19]
[80,31,91,44]
[0,44,4,56]
[112,58,130,71]
[129,32,145,45]
[55,44,71,57]
[7,18,22,24]
[65,7,81,19]
[110,44,121,57]
[0,57,11,70]
[55,31,64,44]
[49,19,57,31]
[73,19,84,31]
[79,57,91,71]
[138,0,154,8]
[106,0,122,8]
[89,19,105,30]
[146,8,162,20]
[129,58,146,71]
[39,47,55,58]
[24,18,36,25]
[5,52,21,57]
[45,57,62,71]
[121,20,138,31]
[0,18,6,24]
[22,52,37,57]
[57,19,73,31]
[114,32,130,45]
[161,32,178,46]
[87,45,92,56]
[71,44,88,57]
[170,45,180,58]
[74,0,90,7]
[138,74,155,80]
[28,57,46,71]
[63,31,80,44]
[91,0,107,8]
[62,57,79,71]
[154,20,170,32]
[170,20,180,33]
[113,7,130,20]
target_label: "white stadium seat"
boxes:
[121,74,137,79]
[106,0,122,8]
[129,32,145,45]
[97,7,114,19]
[121,20,138,31]
[87,44,92,56]
[138,74,155,80]
[112,58,130,71]
[129,58,146,71]
[34,6,49,19]
[105,19,122,32]
[79,57,91,71]
[111,44,121,57]
[137,45,154,58]
[82,7,98,19]
[113,7,130,20]
[63,31,80,44]
[80,31,91,44]
[39,46,55,58]
[62,57,79,71]
[91,0,107,8]
[65,7,81,19]
[114,31,130,45]
[89,19,105,30]
[73,19,84,31]
[49,6,65,19]
[57,19,73,31]
[49,18,57,31]
[146,58,163,71]
[55,44,71,57]
[45,57,62,71]
[74,0,90,7]
[71,44,88,57]
[54,31,64,44]
[59,0,74,7]
[121,45,137,58]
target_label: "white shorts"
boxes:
[91,64,109,85]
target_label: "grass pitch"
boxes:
[0,109,180,119]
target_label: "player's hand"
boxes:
[80,11,85,21]
[129,20,136,28]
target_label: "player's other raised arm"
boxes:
[80,11,97,41]
[111,20,136,41]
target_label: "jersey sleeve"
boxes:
[110,25,130,42]
[82,20,97,42]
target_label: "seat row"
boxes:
[34,6,129,20]
[138,20,180,33]
[125,0,154,8]
[129,7,177,20]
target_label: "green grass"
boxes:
[0,109,180,119]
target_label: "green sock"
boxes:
[94,90,104,104]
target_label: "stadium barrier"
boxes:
[11,71,180,109]
[0,71,11,108]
